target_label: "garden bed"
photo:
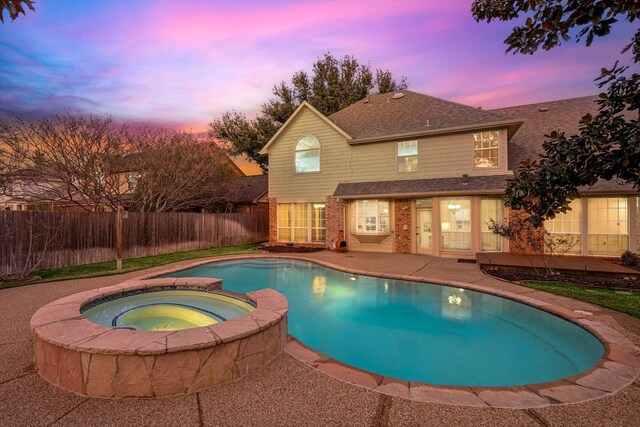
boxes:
[486,267,640,290]
[260,245,326,253]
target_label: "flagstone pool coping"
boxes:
[30,276,288,398]
[30,253,640,408]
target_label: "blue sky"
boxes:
[1,0,637,131]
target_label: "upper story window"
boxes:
[473,130,499,168]
[295,135,320,173]
[397,140,418,173]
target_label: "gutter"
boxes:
[334,189,506,200]
[347,119,524,145]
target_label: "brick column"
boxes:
[394,198,411,254]
[268,197,277,245]
[326,197,346,248]
[508,208,544,254]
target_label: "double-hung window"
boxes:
[473,130,499,168]
[397,140,418,173]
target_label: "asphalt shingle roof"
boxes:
[328,90,509,140]
[227,175,268,203]
[333,175,511,198]
[492,96,637,194]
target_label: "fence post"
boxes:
[116,206,122,270]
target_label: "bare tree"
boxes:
[488,217,579,277]
[128,127,237,212]
[0,215,61,281]
[0,112,131,211]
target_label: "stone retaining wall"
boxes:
[30,278,288,398]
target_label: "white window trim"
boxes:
[473,130,500,169]
[480,197,503,252]
[397,140,418,173]
[277,202,326,243]
[294,135,321,174]
[353,200,390,235]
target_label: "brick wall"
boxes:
[508,208,544,254]
[394,198,411,254]
[251,202,270,215]
[326,197,346,248]
[268,197,277,244]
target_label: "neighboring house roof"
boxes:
[259,101,352,154]
[328,90,522,143]
[226,175,268,204]
[333,175,512,198]
[493,95,637,194]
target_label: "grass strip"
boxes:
[0,243,260,290]
[524,280,640,319]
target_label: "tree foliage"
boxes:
[209,52,407,170]
[0,0,35,23]
[128,128,236,213]
[472,0,640,62]
[472,0,640,226]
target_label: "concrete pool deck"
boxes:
[1,251,639,426]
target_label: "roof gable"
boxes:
[328,90,509,141]
[259,101,352,155]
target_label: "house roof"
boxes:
[328,90,521,143]
[226,175,268,204]
[492,95,637,194]
[333,175,512,198]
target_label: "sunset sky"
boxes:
[0,0,636,132]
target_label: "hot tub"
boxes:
[30,278,288,398]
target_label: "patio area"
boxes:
[1,251,639,426]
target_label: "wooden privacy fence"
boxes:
[0,210,268,275]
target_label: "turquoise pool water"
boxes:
[163,258,604,386]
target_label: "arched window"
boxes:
[295,135,320,173]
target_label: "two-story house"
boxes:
[261,90,639,258]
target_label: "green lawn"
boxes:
[524,281,640,319]
[0,243,260,290]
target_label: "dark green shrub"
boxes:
[621,251,639,267]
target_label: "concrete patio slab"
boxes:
[198,354,380,427]
[1,250,639,426]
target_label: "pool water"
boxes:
[82,290,254,331]
[163,258,604,386]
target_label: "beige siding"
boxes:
[268,107,509,201]
[268,107,352,202]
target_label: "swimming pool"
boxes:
[163,258,604,387]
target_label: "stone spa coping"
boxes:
[30,277,288,398]
[31,253,640,408]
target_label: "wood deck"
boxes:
[476,252,640,277]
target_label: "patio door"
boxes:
[417,208,433,253]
